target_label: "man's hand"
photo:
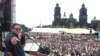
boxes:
[11,37,17,45]
[6,52,12,56]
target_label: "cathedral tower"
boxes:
[79,3,88,27]
[53,3,61,26]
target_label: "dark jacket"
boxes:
[4,32,25,56]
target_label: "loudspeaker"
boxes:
[38,46,50,55]
[3,0,11,22]
[1,0,12,32]
[1,21,12,32]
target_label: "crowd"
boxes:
[28,32,100,56]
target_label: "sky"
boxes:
[16,0,100,27]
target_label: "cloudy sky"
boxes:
[16,0,100,27]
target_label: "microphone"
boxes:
[24,34,50,55]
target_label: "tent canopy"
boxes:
[64,28,95,34]
[31,28,95,34]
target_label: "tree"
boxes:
[20,24,31,32]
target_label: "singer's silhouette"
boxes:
[4,23,25,56]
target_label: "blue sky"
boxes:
[16,0,100,27]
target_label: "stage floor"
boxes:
[0,51,31,56]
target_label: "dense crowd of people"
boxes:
[27,32,100,56]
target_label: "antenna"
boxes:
[40,19,42,28]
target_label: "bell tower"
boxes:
[79,3,88,27]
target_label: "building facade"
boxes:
[91,17,100,31]
[52,3,78,28]
[52,3,100,31]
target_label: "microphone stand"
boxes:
[25,35,48,56]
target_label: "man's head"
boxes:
[10,23,21,35]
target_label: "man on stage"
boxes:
[4,23,25,56]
